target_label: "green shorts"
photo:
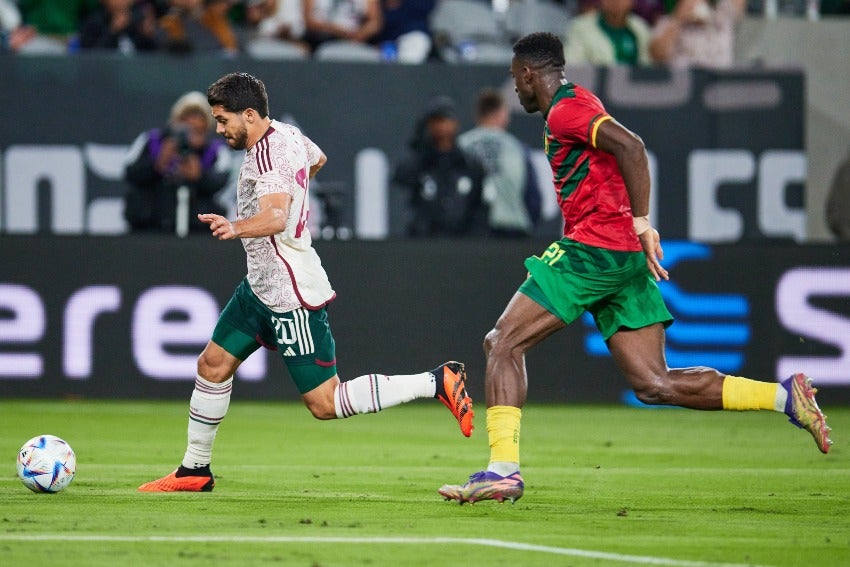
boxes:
[211,279,337,393]
[519,239,673,340]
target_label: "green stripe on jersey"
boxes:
[559,155,589,201]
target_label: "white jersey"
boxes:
[236,119,335,312]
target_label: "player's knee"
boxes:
[483,328,498,356]
[307,405,336,420]
[303,396,336,420]
[301,376,340,420]
[484,327,512,356]
[632,380,673,406]
[485,327,523,362]
[196,351,229,383]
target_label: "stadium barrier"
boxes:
[1,236,848,404]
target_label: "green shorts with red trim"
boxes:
[519,239,673,340]
[212,278,337,393]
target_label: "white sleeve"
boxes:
[302,133,323,166]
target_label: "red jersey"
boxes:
[544,83,641,252]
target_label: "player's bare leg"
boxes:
[607,324,724,409]
[440,293,564,504]
[138,341,239,492]
[483,293,565,408]
[304,364,473,436]
[607,324,832,452]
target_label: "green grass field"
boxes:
[1,400,848,566]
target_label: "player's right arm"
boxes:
[198,192,292,240]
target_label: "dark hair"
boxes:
[475,88,505,120]
[207,72,269,118]
[512,32,565,70]
[423,95,458,121]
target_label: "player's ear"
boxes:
[521,64,535,85]
[520,65,534,85]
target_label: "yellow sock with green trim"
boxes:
[722,375,780,411]
[487,405,522,465]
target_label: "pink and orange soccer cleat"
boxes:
[781,373,833,454]
[439,470,524,504]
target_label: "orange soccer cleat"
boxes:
[432,361,474,437]
[138,466,215,492]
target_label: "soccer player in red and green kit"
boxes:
[439,32,832,505]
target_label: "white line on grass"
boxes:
[0,534,769,567]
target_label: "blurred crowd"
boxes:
[0,0,847,63]
[2,0,846,238]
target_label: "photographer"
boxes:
[392,96,488,237]
[123,91,231,234]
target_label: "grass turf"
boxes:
[0,400,848,566]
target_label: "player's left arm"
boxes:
[198,192,292,240]
[594,117,668,281]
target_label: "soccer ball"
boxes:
[16,435,76,493]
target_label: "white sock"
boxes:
[182,374,232,469]
[775,383,789,413]
[333,372,436,418]
[488,461,520,476]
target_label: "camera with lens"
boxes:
[172,125,192,157]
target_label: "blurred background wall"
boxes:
[735,16,850,241]
[1,12,849,404]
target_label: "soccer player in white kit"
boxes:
[139,73,474,492]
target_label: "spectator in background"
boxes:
[78,0,159,53]
[243,0,310,56]
[302,0,382,52]
[649,0,744,69]
[826,148,850,241]
[563,0,653,66]
[458,88,541,238]
[579,0,666,23]
[393,96,488,237]
[632,0,666,24]
[373,0,435,63]
[123,91,232,234]
[0,0,37,53]
[16,0,100,53]
[158,0,239,55]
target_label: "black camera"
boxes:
[172,126,192,157]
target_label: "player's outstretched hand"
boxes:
[198,213,237,240]
[638,228,669,282]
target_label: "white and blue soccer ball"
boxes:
[16,435,76,493]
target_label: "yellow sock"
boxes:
[487,406,522,464]
[722,376,779,411]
